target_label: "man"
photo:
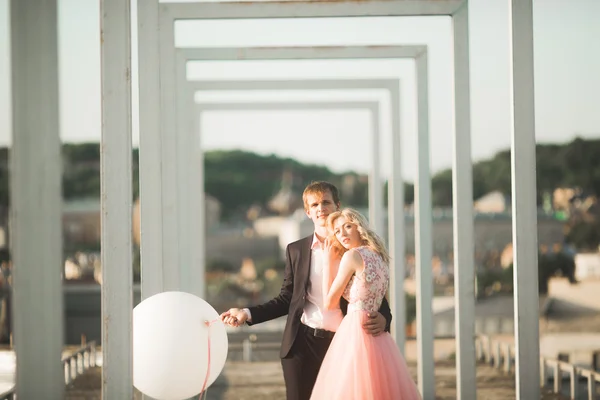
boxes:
[221,181,393,400]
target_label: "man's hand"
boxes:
[220,308,248,327]
[362,311,386,336]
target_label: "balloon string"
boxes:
[199,318,221,399]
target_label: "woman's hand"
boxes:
[323,236,343,267]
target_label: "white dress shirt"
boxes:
[300,234,343,332]
[245,234,343,332]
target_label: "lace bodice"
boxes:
[343,246,389,313]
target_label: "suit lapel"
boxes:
[298,235,313,289]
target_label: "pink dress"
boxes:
[310,246,422,400]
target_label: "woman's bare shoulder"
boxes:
[342,248,364,265]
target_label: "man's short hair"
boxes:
[302,181,340,210]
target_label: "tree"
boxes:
[566,220,600,252]
[0,137,598,220]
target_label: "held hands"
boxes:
[220,308,248,327]
[362,312,386,337]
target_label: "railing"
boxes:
[230,337,281,362]
[230,334,457,363]
[63,340,97,385]
[476,335,600,400]
[0,340,96,399]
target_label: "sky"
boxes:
[1,0,599,182]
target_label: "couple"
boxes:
[221,181,420,400]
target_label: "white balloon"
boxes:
[133,291,228,400]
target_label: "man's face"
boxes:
[304,191,339,228]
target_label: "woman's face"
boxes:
[332,216,362,250]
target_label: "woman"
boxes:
[310,208,421,400]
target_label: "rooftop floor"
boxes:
[65,360,567,400]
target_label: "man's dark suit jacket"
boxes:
[248,235,393,358]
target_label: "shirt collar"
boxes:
[311,233,324,250]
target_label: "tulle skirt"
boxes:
[310,310,422,400]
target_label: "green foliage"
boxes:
[206,258,237,273]
[537,251,577,294]
[383,182,415,206]
[476,267,513,297]
[63,166,101,199]
[203,150,370,219]
[62,143,100,163]
[0,137,598,220]
[566,220,600,251]
[432,169,454,206]
[477,250,577,296]
[208,151,326,215]
[430,137,600,207]
[0,143,140,205]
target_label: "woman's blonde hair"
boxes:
[327,208,390,264]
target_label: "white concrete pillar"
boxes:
[452,3,477,399]
[369,105,383,235]
[508,1,540,398]
[177,59,194,295]
[137,0,164,299]
[10,0,64,397]
[100,0,134,397]
[192,111,206,299]
[180,92,206,300]
[158,12,180,291]
[180,81,205,301]
[388,85,406,351]
[414,51,435,398]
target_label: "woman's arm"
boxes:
[321,236,343,309]
[323,249,363,310]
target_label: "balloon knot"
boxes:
[204,318,220,327]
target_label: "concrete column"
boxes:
[10,0,64,397]
[177,59,194,295]
[452,3,477,399]
[100,0,134,397]
[137,0,164,299]
[388,85,406,351]
[414,51,435,398]
[369,105,383,235]
[508,0,540,398]
[158,12,180,290]
[192,110,206,299]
